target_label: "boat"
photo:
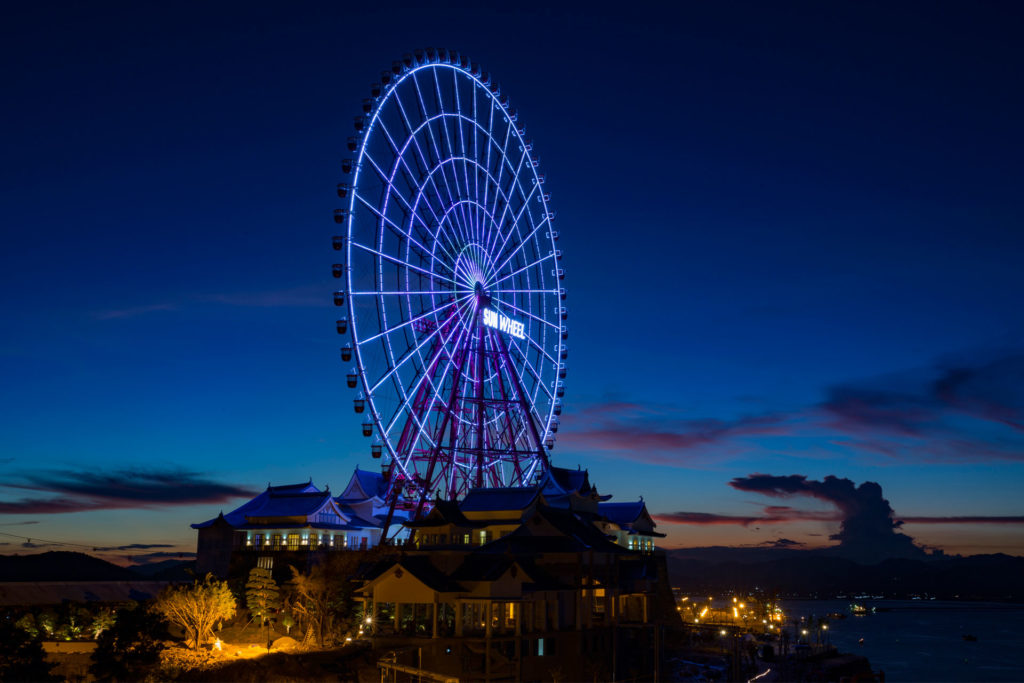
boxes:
[850,603,873,615]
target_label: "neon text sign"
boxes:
[482,307,525,340]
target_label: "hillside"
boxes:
[0,551,142,581]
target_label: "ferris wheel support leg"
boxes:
[489,338,524,484]
[474,315,486,490]
[494,331,550,472]
[412,341,470,519]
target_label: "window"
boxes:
[252,533,264,547]
[334,534,345,548]
[308,534,319,548]
[478,530,492,545]
[271,534,283,549]
[286,533,301,550]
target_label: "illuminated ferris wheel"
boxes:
[332,49,566,520]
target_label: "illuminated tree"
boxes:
[91,608,116,639]
[153,574,236,650]
[245,566,281,623]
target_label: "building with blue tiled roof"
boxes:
[191,469,408,578]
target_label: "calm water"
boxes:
[782,599,1024,682]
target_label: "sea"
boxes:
[781,599,1024,682]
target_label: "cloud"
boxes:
[0,468,256,514]
[94,303,178,320]
[820,350,1024,462]
[899,516,1024,525]
[92,543,175,551]
[729,473,924,560]
[558,401,787,463]
[653,506,838,527]
[653,511,767,526]
[562,350,1024,467]
[763,538,804,548]
[124,550,196,563]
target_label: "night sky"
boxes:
[2,1,1022,564]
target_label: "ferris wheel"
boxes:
[332,49,566,520]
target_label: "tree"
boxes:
[153,574,236,650]
[14,613,38,638]
[91,608,116,639]
[287,550,376,647]
[89,604,168,682]
[0,616,59,682]
[245,566,281,623]
[37,609,57,637]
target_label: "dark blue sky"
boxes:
[2,2,1022,561]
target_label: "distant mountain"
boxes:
[666,547,1024,600]
[127,558,195,581]
[0,551,142,581]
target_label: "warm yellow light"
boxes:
[700,607,708,617]
[801,629,808,636]
[732,597,737,603]
[720,629,727,636]
[365,616,372,624]
[733,608,739,618]
[739,603,745,609]
[822,624,828,630]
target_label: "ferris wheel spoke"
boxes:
[430,69,474,243]
[513,323,559,366]
[351,240,459,287]
[400,319,475,454]
[495,298,560,332]
[486,126,532,253]
[428,73,475,244]
[487,183,542,266]
[413,72,471,244]
[353,192,447,269]
[358,151,439,249]
[487,248,555,289]
[472,77,484,245]
[505,338,554,402]
[486,110,515,228]
[373,119,456,255]
[384,302,473,444]
[396,80,470,241]
[446,68,475,244]
[493,288,559,295]
[384,307,474,438]
[357,297,460,346]
[368,292,474,395]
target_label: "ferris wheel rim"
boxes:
[339,54,564,499]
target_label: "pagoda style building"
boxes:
[191,468,406,579]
